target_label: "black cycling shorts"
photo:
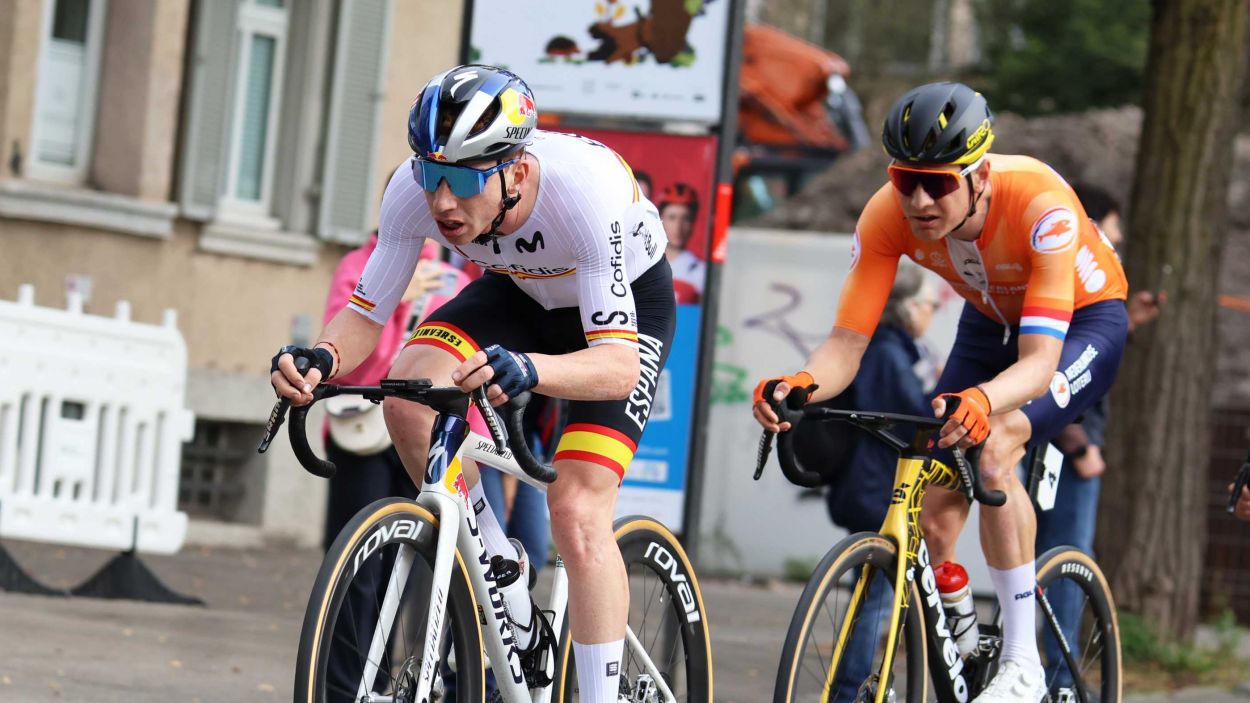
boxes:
[406,259,676,480]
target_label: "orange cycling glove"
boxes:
[939,386,992,444]
[753,371,817,407]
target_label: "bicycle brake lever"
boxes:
[472,385,508,453]
[754,431,775,480]
[258,356,310,453]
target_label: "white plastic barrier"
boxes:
[0,285,194,554]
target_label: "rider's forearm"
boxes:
[978,335,1063,413]
[315,307,385,380]
[529,343,641,401]
[803,327,870,403]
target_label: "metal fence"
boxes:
[1201,406,1250,624]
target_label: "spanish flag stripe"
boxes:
[586,329,639,341]
[349,294,376,312]
[404,323,480,361]
[563,423,638,452]
[552,449,626,480]
[555,429,636,475]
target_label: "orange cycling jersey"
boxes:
[836,154,1128,342]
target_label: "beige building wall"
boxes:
[92,0,190,201]
[370,0,465,218]
[0,0,467,547]
[0,0,43,181]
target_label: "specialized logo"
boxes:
[1030,208,1079,253]
[644,542,701,624]
[450,70,478,98]
[1049,371,1071,409]
[505,126,532,140]
[1075,244,1107,293]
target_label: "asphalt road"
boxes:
[0,540,1247,702]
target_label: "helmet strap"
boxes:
[948,174,984,236]
[474,160,522,244]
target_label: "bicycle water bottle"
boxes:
[935,561,979,657]
[492,553,539,652]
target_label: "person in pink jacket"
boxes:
[321,235,468,548]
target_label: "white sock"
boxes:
[989,562,1041,670]
[468,480,516,560]
[573,639,624,703]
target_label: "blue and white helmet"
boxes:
[408,64,538,164]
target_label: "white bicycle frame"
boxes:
[353,419,678,703]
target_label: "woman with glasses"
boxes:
[752,81,1130,703]
[271,64,675,703]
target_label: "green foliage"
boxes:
[1120,609,1247,685]
[974,0,1150,114]
[783,557,820,583]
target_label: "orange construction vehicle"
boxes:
[733,23,869,220]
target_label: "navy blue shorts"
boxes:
[933,300,1128,448]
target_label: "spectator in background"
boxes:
[1234,484,1250,521]
[793,263,940,703]
[321,237,464,549]
[320,233,467,693]
[634,169,653,201]
[658,182,705,304]
[1034,182,1165,686]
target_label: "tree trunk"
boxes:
[1098,0,1248,640]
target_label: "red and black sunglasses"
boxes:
[887,161,979,200]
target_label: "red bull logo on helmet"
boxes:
[501,88,536,126]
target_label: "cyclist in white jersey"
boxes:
[271,64,675,702]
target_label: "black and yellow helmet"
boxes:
[882,82,994,165]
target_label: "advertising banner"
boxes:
[468,1,730,123]
[559,128,718,530]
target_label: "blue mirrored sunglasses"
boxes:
[411,157,517,198]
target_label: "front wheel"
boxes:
[293,497,485,703]
[555,516,713,702]
[775,532,927,703]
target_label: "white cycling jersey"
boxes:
[349,130,667,348]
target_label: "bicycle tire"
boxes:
[554,515,713,702]
[775,532,927,703]
[1030,546,1122,703]
[294,497,485,703]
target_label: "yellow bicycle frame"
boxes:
[822,455,964,703]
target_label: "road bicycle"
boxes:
[259,369,712,703]
[757,389,1121,703]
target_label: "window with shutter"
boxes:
[220,0,288,218]
[318,0,393,245]
[28,0,109,185]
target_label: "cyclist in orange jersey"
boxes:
[753,82,1129,703]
